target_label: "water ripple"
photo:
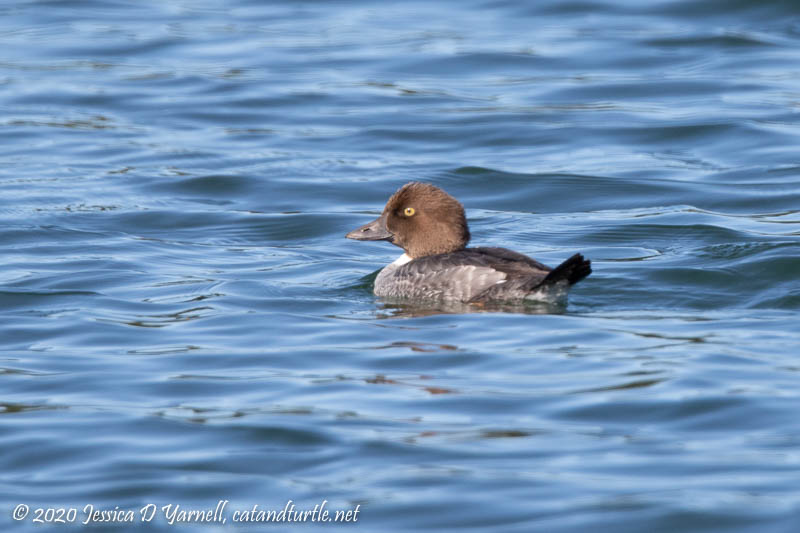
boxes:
[3,0,800,531]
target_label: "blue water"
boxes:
[2,1,800,531]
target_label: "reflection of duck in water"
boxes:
[346,182,591,304]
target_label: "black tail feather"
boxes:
[541,253,591,286]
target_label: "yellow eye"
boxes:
[404,207,416,217]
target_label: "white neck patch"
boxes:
[391,253,413,266]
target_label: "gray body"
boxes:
[374,247,572,303]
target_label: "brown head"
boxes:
[345,182,471,258]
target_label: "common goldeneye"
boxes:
[346,182,591,303]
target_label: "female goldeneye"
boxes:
[346,182,591,303]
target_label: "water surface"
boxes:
[2,0,800,531]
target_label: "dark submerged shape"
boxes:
[346,182,591,303]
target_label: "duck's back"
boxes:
[374,247,590,303]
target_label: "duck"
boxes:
[346,182,591,303]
